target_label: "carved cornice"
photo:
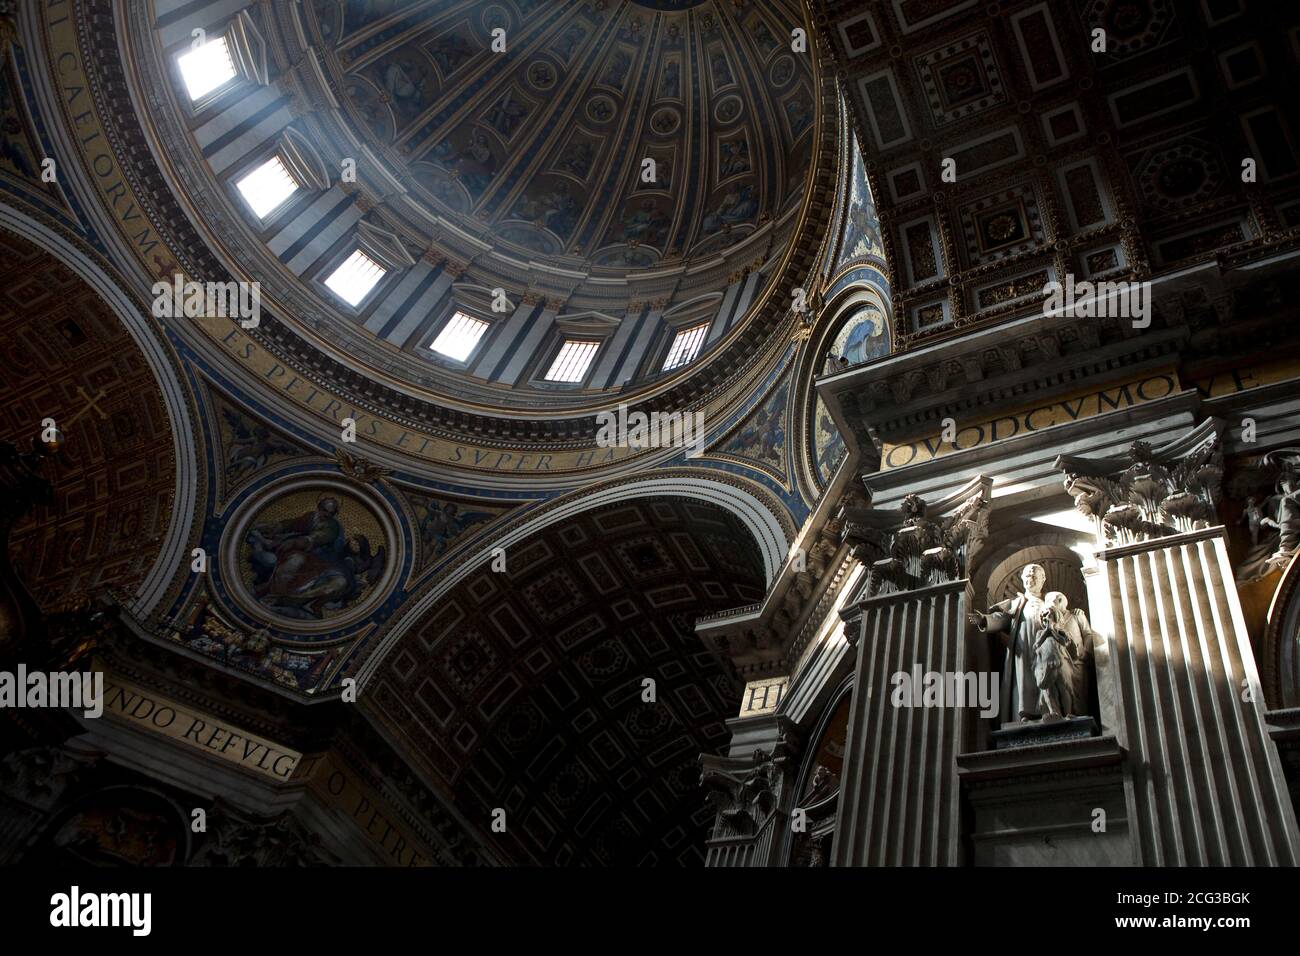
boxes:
[820,309,1186,457]
[956,734,1125,786]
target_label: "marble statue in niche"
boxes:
[971,564,1099,727]
[969,563,1048,724]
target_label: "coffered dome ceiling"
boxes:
[128,0,830,421]
[309,0,814,273]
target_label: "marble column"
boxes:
[1086,527,1300,864]
[1057,423,1300,864]
[832,579,972,866]
[829,479,991,866]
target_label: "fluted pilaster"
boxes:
[833,579,973,866]
[1087,527,1300,864]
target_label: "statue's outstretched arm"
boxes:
[986,606,1015,633]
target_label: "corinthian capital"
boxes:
[1055,420,1224,546]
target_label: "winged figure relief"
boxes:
[223,409,299,482]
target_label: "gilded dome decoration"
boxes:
[116,0,832,430]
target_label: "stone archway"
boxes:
[0,207,199,617]
[361,494,773,865]
[359,471,791,686]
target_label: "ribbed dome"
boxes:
[310,0,816,285]
[128,0,832,427]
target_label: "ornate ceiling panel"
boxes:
[368,496,767,864]
[815,0,1300,349]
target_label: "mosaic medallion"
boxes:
[221,478,400,634]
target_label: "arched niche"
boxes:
[970,534,1106,738]
[979,543,1089,620]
